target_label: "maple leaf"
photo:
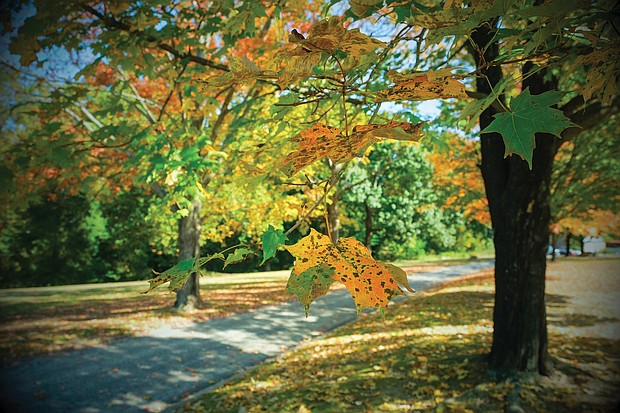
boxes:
[260,225,288,265]
[286,264,336,317]
[481,87,577,169]
[280,123,377,176]
[349,0,382,16]
[284,228,336,273]
[374,68,467,102]
[285,229,414,314]
[301,16,386,57]
[274,17,385,86]
[274,49,322,87]
[574,44,620,106]
[206,56,275,87]
[223,247,254,268]
[145,254,224,293]
[281,121,426,176]
[353,120,426,142]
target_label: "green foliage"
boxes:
[481,88,576,168]
[0,191,177,288]
[340,142,457,260]
[260,225,288,266]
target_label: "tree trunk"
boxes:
[327,192,340,243]
[364,201,373,252]
[565,232,571,256]
[174,197,204,310]
[472,25,557,376]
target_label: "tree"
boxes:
[1,0,313,308]
[466,14,617,376]
[341,141,473,260]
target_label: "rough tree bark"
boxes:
[472,24,559,376]
[174,197,204,310]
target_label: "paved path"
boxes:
[0,260,493,413]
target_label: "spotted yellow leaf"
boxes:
[352,120,426,142]
[374,68,467,102]
[280,123,378,176]
[285,229,415,314]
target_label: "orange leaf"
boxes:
[280,123,377,176]
[285,229,414,314]
[374,68,467,102]
[352,120,426,142]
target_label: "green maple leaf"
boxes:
[260,225,288,265]
[286,264,336,317]
[223,247,253,268]
[481,87,576,169]
[145,254,224,293]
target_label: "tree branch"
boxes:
[81,5,228,72]
[561,96,620,141]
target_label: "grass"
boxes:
[0,260,453,364]
[179,258,620,413]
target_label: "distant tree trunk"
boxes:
[174,197,203,310]
[364,201,373,252]
[579,236,585,254]
[551,233,557,262]
[472,25,557,376]
[565,232,572,256]
[327,191,340,243]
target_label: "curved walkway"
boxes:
[0,260,493,413]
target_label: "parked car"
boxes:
[547,246,581,256]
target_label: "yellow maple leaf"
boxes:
[285,229,414,313]
[274,17,385,86]
[274,48,322,87]
[349,0,382,16]
[374,68,467,102]
[280,123,378,176]
[352,120,426,142]
[206,56,275,87]
[575,44,620,106]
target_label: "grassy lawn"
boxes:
[179,258,620,413]
[0,261,451,364]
